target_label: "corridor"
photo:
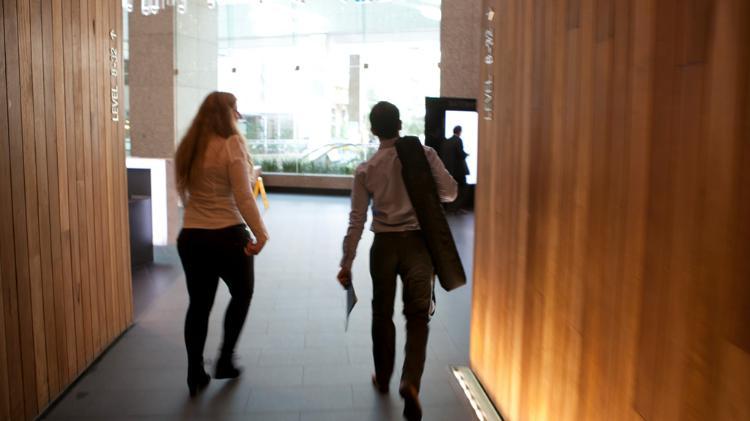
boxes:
[42,194,477,421]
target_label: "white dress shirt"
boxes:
[340,137,457,269]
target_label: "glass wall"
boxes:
[218,0,441,175]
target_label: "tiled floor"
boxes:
[42,194,476,421]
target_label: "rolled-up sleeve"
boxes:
[424,146,458,202]
[227,136,269,243]
[340,166,369,270]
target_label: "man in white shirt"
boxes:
[337,102,457,421]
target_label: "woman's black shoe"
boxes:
[214,357,242,379]
[187,370,211,397]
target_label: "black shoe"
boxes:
[187,370,210,397]
[372,374,389,394]
[214,357,242,379]
[399,382,422,421]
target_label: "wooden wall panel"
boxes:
[0,0,132,419]
[471,0,750,420]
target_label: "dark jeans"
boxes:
[370,231,433,391]
[177,224,254,373]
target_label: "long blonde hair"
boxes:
[175,91,240,198]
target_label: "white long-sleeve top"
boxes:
[181,134,269,243]
[340,138,457,270]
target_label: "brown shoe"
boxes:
[399,382,422,421]
[372,374,389,394]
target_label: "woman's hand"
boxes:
[244,237,267,256]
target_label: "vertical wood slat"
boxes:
[109,0,122,338]
[558,19,582,421]
[101,0,113,347]
[41,0,69,395]
[100,0,115,347]
[0,263,9,421]
[83,0,100,358]
[73,0,96,358]
[0,2,14,418]
[11,0,45,417]
[31,0,60,399]
[1,0,132,418]
[18,0,49,407]
[100,0,111,343]
[471,0,750,420]
[635,0,682,419]
[618,0,653,419]
[65,0,85,374]
[88,0,104,353]
[542,1,570,418]
[51,0,77,388]
[50,0,78,394]
[74,0,93,364]
[84,0,99,354]
[113,0,125,343]
[569,1,595,419]
[2,0,30,418]
[99,0,111,348]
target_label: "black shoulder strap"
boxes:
[395,136,466,291]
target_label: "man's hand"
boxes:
[337,267,352,289]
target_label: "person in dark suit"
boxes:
[337,102,457,421]
[439,126,469,210]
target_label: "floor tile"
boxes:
[245,385,353,412]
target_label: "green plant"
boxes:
[254,158,282,173]
[281,159,299,173]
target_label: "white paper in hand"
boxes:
[345,282,358,332]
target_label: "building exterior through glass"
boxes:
[218,0,442,175]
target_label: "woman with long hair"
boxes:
[174,91,269,396]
